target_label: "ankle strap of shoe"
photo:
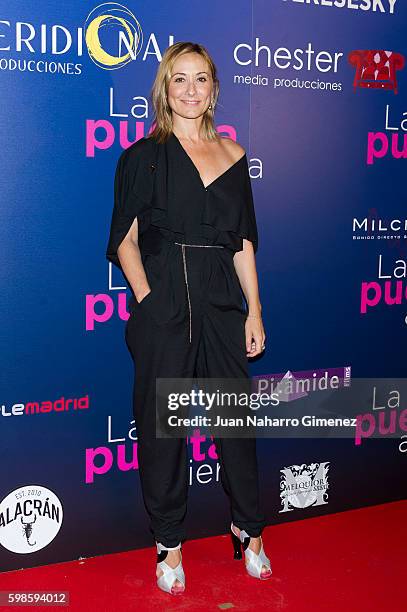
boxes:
[156,541,181,552]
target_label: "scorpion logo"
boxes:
[21,514,37,546]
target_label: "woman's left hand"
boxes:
[245,315,266,357]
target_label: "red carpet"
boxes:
[0,500,405,611]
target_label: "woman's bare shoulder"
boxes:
[219,136,246,162]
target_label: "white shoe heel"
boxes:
[230,522,272,580]
[156,541,185,595]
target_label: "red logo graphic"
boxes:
[348,50,405,94]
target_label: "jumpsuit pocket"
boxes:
[208,249,247,316]
[127,260,154,316]
[137,289,153,307]
[132,249,174,326]
[133,253,156,311]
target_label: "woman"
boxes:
[106,41,271,595]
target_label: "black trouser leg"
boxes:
[126,297,198,547]
[195,305,267,537]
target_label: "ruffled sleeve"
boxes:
[200,153,259,254]
[106,138,155,269]
[241,155,258,254]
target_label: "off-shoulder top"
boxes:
[106,132,258,270]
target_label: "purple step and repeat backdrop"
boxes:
[1,1,406,572]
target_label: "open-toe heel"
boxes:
[230,522,272,580]
[156,541,185,595]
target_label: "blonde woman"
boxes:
[106,41,271,595]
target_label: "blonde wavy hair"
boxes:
[148,42,220,143]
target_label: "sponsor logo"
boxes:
[282,0,398,15]
[0,3,145,73]
[353,214,407,240]
[280,462,329,512]
[348,50,404,94]
[1,395,90,417]
[352,209,407,261]
[0,486,63,554]
[84,3,143,70]
[253,366,352,399]
[234,40,344,73]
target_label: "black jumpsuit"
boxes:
[106,132,267,548]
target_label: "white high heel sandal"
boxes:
[156,541,185,595]
[230,522,272,579]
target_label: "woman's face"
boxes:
[167,52,213,121]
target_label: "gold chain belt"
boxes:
[174,242,225,343]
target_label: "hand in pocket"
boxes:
[137,288,152,305]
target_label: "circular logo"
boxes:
[0,485,63,554]
[85,3,143,69]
